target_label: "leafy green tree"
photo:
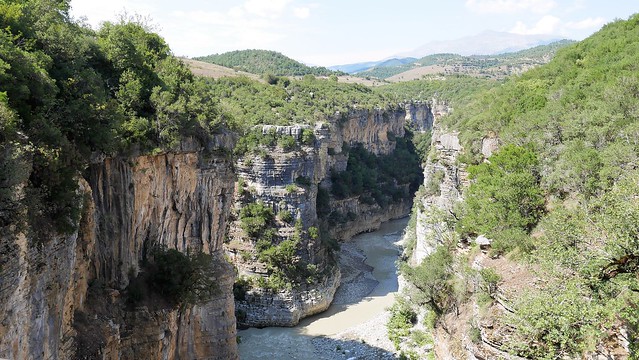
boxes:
[458,145,544,251]
[402,246,454,315]
[146,247,218,305]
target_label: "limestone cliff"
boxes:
[228,103,433,328]
[0,139,239,360]
[411,129,466,265]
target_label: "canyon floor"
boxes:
[238,218,408,359]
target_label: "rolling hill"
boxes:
[360,40,575,81]
[194,49,341,77]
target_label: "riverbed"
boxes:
[238,217,408,359]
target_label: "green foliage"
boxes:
[375,75,495,105]
[425,169,444,196]
[457,145,544,252]
[402,246,454,315]
[387,299,417,350]
[145,247,218,305]
[239,202,275,238]
[209,75,391,133]
[506,283,612,359]
[440,16,639,354]
[277,135,296,151]
[278,209,293,224]
[479,268,501,295]
[308,226,319,240]
[330,135,422,207]
[194,49,341,77]
[301,128,315,145]
[411,131,431,162]
[0,2,225,239]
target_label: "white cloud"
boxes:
[465,0,557,14]
[167,0,311,56]
[70,0,156,28]
[293,7,311,19]
[243,0,293,19]
[565,17,606,30]
[510,15,561,34]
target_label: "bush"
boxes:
[425,169,445,196]
[239,202,275,238]
[301,128,315,145]
[387,299,417,350]
[277,135,297,151]
[308,226,319,239]
[457,145,544,251]
[278,209,293,223]
[146,247,218,305]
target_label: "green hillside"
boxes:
[358,40,574,80]
[403,14,639,358]
[194,49,340,77]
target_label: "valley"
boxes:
[1,2,638,359]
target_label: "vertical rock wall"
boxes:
[230,103,434,327]
[0,143,239,360]
[0,179,95,360]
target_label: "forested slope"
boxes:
[195,49,340,76]
[396,13,639,359]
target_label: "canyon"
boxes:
[0,102,435,359]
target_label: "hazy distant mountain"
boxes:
[329,57,417,74]
[355,40,574,81]
[329,61,385,74]
[331,31,564,74]
[395,31,563,58]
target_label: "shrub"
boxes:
[308,226,319,239]
[239,202,275,238]
[277,135,297,151]
[387,299,417,350]
[301,128,315,145]
[425,169,445,196]
[146,247,218,305]
[278,209,293,223]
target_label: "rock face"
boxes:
[0,140,239,360]
[0,101,435,356]
[229,104,434,327]
[0,179,95,360]
[410,111,465,266]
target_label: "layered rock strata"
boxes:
[229,104,434,327]
[0,139,239,360]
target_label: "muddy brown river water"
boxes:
[238,218,408,359]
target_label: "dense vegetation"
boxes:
[0,0,223,237]
[375,75,496,104]
[127,247,219,306]
[329,136,422,207]
[401,14,639,358]
[194,49,340,77]
[208,74,392,133]
[357,40,574,80]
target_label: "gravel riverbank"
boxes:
[238,218,408,360]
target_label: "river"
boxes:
[238,217,408,359]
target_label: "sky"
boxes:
[69,0,639,66]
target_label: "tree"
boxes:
[458,145,544,251]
